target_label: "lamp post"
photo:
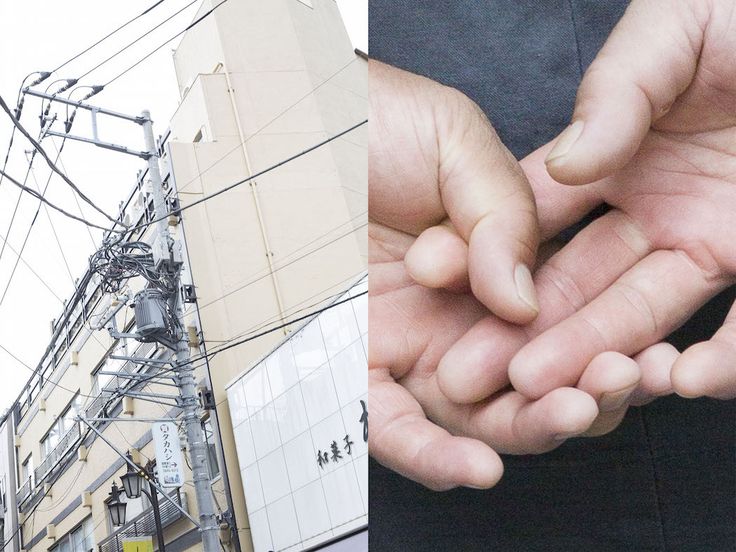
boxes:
[108,454,166,552]
[105,482,127,527]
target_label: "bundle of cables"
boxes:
[89,237,175,294]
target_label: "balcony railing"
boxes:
[15,477,30,505]
[98,490,188,552]
[85,342,157,420]
[34,421,81,484]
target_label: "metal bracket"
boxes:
[76,415,199,528]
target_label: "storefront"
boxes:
[226,277,367,552]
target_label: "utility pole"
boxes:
[22,90,221,552]
[142,110,221,552]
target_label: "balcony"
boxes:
[98,490,188,552]
[15,477,30,505]
[35,421,81,485]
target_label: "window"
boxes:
[51,517,94,552]
[202,419,220,479]
[20,455,33,487]
[41,395,82,459]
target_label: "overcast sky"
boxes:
[0,0,367,411]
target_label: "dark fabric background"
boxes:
[368,2,736,550]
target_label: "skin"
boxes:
[369,61,649,491]
[370,0,736,490]
[426,0,736,406]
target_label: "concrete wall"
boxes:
[168,1,367,550]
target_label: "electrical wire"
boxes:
[0,124,53,274]
[104,0,232,88]
[51,140,97,249]
[28,144,75,284]
[50,0,169,74]
[0,342,98,400]
[186,291,366,369]
[0,138,69,308]
[0,94,124,229]
[0,166,122,233]
[77,0,199,83]
[125,119,367,236]
[174,56,360,196]
[0,226,63,302]
[198,220,367,311]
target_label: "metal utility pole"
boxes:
[22,90,221,552]
[142,111,221,552]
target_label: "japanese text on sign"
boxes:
[152,422,184,488]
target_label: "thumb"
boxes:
[545,0,704,184]
[435,89,541,324]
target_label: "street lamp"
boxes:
[120,462,144,499]
[116,454,166,552]
[105,482,127,527]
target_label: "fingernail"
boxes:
[545,120,584,164]
[465,484,489,490]
[599,383,638,412]
[514,264,539,313]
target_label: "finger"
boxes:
[409,367,599,455]
[576,352,639,437]
[437,209,651,403]
[468,387,599,454]
[434,92,541,324]
[404,223,470,291]
[520,143,605,240]
[672,300,736,399]
[544,0,703,184]
[370,368,503,490]
[630,342,678,405]
[509,249,729,399]
[576,352,640,411]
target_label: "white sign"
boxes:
[152,422,184,488]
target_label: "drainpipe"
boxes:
[220,62,289,335]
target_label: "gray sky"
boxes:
[0,0,367,410]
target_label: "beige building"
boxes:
[9,0,366,551]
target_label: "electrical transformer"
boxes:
[133,288,169,339]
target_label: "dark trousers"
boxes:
[369,2,736,550]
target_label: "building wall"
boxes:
[0,414,19,552]
[226,279,367,552]
[167,1,367,550]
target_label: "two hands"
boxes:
[369,0,736,490]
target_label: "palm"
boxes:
[507,14,736,398]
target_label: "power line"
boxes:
[0,94,124,228]
[0,341,98,399]
[51,140,97,249]
[133,282,367,385]
[198,221,367,311]
[77,0,199,83]
[187,290,367,368]
[0,226,64,302]
[31,141,76,284]
[0,72,49,221]
[104,0,231,87]
[126,119,367,235]
[174,56,360,196]
[0,165,122,233]
[0,125,51,273]
[196,211,366,311]
[51,0,169,74]
[0,139,69,308]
